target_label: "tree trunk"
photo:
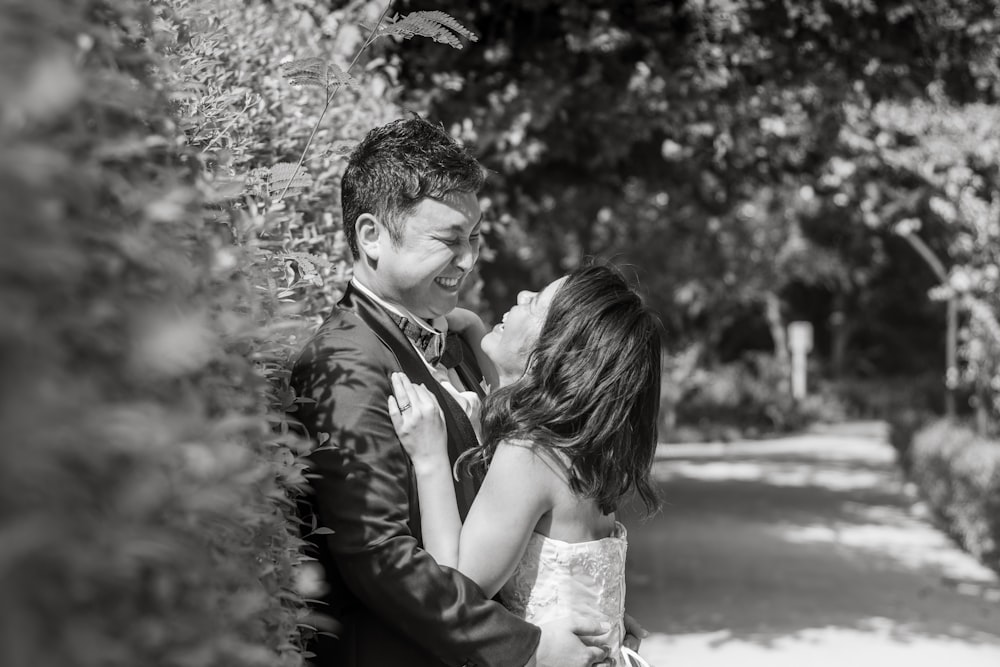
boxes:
[830,293,850,378]
[765,292,791,395]
[945,297,957,420]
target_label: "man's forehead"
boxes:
[435,190,481,215]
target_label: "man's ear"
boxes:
[355,213,381,263]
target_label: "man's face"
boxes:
[376,190,482,319]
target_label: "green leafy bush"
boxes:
[662,353,834,441]
[157,0,483,323]
[0,0,312,663]
[822,374,944,420]
[1,0,483,663]
[157,0,400,319]
[910,419,1000,574]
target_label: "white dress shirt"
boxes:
[350,278,472,393]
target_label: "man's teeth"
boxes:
[436,277,460,287]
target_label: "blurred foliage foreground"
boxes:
[0,0,480,664]
[0,0,318,664]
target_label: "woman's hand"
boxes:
[442,307,498,391]
[387,372,449,474]
[388,372,462,567]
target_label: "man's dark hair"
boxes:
[341,117,485,259]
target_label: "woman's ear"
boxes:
[355,213,381,263]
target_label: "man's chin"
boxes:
[418,296,460,320]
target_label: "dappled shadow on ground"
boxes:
[621,436,1000,649]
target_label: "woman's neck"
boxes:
[495,368,522,388]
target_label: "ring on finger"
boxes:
[398,402,411,412]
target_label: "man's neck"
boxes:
[351,276,444,334]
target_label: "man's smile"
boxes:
[434,276,462,290]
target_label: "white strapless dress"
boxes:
[499,522,650,667]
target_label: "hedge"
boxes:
[1,0,484,663]
[910,418,1000,575]
[0,0,314,664]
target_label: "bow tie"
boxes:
[392,315,464,368]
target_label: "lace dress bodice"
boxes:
[500,522,635,666]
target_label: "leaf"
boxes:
[281,251,330,287]
[326,62,359,90]
[279,58,358,91]
[266,162,312,198]
[325,141,357,158]
[374,11,478,50]
[279,57,328,88]
[205,172,248,202]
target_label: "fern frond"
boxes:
[267,162,312,198]
[415,11,478,42]
[374,11,478,50]
[279,58,358,91]
[279,57,328,88]
[327,62,359,90]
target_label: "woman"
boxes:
[389,263,661,667]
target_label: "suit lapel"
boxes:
[453,335,488,401]
[342,285,482,518]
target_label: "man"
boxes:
[290,118,611,667]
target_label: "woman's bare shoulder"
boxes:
[492,438,572,491]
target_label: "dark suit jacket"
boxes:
[290,284,540,667]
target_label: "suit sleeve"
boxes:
[291,323,540,667]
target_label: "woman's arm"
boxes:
[445,307,499,390]
[456,441,555,597]
[388,373,461,567]
[389,376,554,597]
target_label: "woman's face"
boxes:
[481,276,566,383]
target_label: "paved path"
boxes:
[621,421,1000,666]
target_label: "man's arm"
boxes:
[291,323,539,667]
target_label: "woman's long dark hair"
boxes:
[463,262,663,516]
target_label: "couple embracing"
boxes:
[291,118,661,667]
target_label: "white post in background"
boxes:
[788,321,813,401]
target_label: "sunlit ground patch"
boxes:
[652,458,894,491]
[774,508,998,585]
[638,622,1000,667]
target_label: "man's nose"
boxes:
[454,240,477,272]
[516,290,535,305]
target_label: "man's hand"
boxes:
[622,612,648,652]
[528,617,610,667]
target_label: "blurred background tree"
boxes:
[366,0,1000,437]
